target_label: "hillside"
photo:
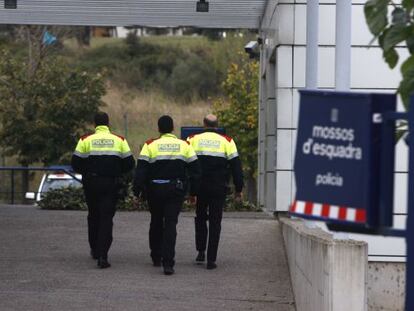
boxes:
[65,34,252,152]
[0,31,255,202]
[102,86,211,154]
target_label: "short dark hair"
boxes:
[158,115,174,134]
[94,112,109,126]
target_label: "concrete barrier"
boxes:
[368,262,405,311]
[280,218,368,311]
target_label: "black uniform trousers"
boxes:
[195,188,226,263]
[83,175,118,259]
[147,182,184,268]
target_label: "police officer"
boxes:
[71,112,135,269]
[188,114,244,269]
[133,115,200,275]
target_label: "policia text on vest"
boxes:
[71,112,135,269]
[133,115,201,275]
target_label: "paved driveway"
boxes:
[0,205,295,311]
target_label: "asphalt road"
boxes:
[0,205,295,311]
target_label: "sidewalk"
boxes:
[0,205,295,311]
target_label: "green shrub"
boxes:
[181,192,260,212]
[74,37,241,102]
[38,187,87,211]
[38,184,148,211]
[223,196,261,212]
[38,183,259,212]
[168,55,218,103]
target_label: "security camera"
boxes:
[244,41,260,59]
[244,41,258,54]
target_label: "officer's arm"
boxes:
[133,143,150,197]
[186,144,201,196]
[120,139,135,174]
[227,139,244,193]
[71,139,87,174]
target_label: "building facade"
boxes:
[258,0,407,267]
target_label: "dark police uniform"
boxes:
[188,131,243,264]
[71,125,135,262]
[133,133,200,269]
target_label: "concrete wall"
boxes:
[280,218,368,311]
[367,262,406,311]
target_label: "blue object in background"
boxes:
[180,127,225,140]
[42,31,57,46]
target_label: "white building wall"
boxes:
[260,0,407,262]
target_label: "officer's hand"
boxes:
[188,196,197,206]
[133,197,140,209]
[234,192,242,203]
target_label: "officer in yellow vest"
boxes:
[71,112,135,269]
[187,114,244,269]
[133,115,201,275]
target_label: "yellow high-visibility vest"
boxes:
[74,125,132,159]
[138,133,197,163]
[187,131,239,160]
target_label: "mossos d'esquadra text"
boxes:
[302,125,363,188]
[302,125,362,161]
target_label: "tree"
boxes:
[0,50,106,166]
[214,53,259,204]
[0,26,103,197]
[365,0,414,107]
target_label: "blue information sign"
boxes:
[180,127,225,140]
[291,91,396,226]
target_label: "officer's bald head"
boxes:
[203,114,218,128]
[94,112,109,126]
[158,115,174,134]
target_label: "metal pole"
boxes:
[335,0,352,91]
[306,0,319,89]
[406,97,414,310]
[123,113,128,139]
[10,169,14,205]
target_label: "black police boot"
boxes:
[195,251,205,263]
[206,262,217,270]
[90,249,98,260]
[163,266,175,275]
[97,257,111,269]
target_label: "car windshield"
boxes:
[41,178,82,193]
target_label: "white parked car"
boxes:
[25,172,82,202]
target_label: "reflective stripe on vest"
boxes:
[138,133,197,163]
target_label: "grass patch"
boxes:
[101,86,212,153]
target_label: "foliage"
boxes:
[38,187,87,210]
[76,38,220,103]
[0,50,105,166]
[224,196,261,211]
[168,55,218,102]
[74,34,254,103]
[39,184,146,211]
[364,0,414,106]
[116,175,149,211]
[39,182,259,212]
[213,53,259,181]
